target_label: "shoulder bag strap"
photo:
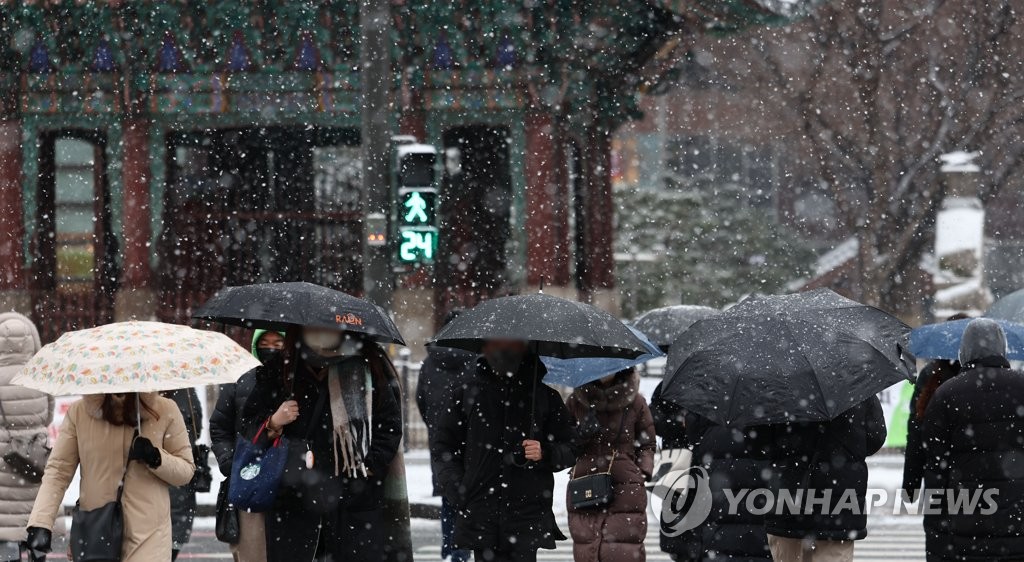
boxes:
[184,391,200,440]
[604,405,630,475]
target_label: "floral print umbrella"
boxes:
[13,321,261,396]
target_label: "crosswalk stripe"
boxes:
[415,524,929,561]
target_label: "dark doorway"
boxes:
[435,125,512,320]
[156,127,364,324]
[32,131,117,342]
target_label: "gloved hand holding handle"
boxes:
[25,526,51,560]
[129,436,163,468]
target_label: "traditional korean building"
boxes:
[0,1,806,343]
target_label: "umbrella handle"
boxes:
[135,394,142,432]
[528,343,539,439]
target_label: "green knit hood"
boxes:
[251,329,284,357]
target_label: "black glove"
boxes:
[25,526,51,556]
[129,436,162,468]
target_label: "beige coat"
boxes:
[29,393,195,561]
[0,313,53,542]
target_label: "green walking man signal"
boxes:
[403,191,430,224]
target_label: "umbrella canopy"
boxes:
[542,327,664,387]
[661,289,914,427]
[428,293,648,359]
[987,288,1024,323]
[910,318,1024,361]
[13,321,260,396]
[192,282,405,345]
[632,305,720,350]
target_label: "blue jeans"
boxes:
[442,497,470,562]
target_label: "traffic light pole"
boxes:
[360,0,394,310]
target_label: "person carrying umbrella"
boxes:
[16,322,254,561]
[431,338,579,562]
[240,326,403,561]
[195,281,413,561]
[429,293,650,562]
[565,368,656,562]
[922,318,1024,561]
[658,290,912,562]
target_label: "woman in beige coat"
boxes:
[27,392,194,560]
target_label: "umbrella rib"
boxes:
[780,321,833,420]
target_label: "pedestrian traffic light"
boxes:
[393,141,439,265]
[398,189,438,227]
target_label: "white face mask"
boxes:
[302,330,344,353]
[338,336,362,357]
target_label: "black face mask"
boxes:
[486,350,525,377]
[256,348,284,374]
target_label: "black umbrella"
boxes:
[660,289,913,427]
[428,293,648,359]
[632,305,720,350]
[987,288,1024,323]
[192,282,405,345]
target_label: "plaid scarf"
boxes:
[327,358,373,477]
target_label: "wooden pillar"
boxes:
[524,110,570,288]
[580,122,616,309]
[0,120,24,291]
[122,119,151,289]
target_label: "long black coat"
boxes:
[922,362,1024,561]
[242,356,403,561]
[666,413,773,562]
[209,369,258,477]
[432,357,579,552]
[650,381,689,450]
[165,388,201,550]
[755,396,885,541]
[416,346,476,495]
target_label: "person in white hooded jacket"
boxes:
[0,313,53,561]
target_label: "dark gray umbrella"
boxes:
[428,293,647,359]
[660,289,914,427]
[632,305,720,350]
[987,288,1024,323]
[192,282,405,345]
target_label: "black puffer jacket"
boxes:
[668,413,773,561]
[416,346,476,495]
[209,369,258,476]
[922,319,1024,561]
[755,396,885,541]
[432,356,579,552]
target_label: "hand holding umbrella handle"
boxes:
[129,436,163,468]
[270,400,300,431]
[25,526,50,560]
[522,439,543,462]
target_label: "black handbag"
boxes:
[69,458,130,562]
[568,405,628,510]
[215,476,240,544]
